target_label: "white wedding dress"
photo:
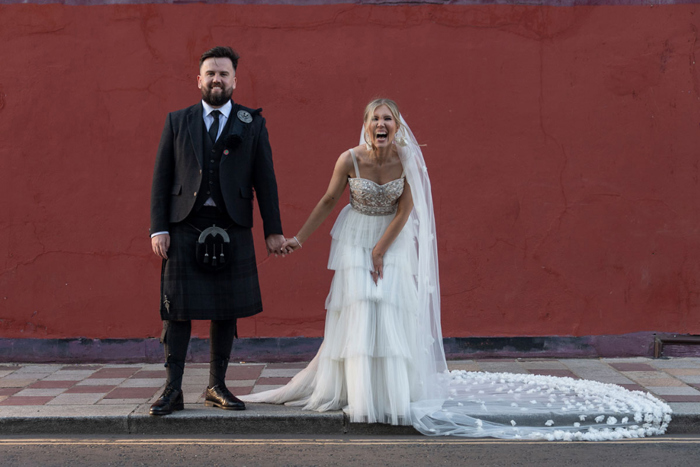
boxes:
[242,149,421,424]
[241,124,672,440]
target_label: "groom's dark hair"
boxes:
[200,46,240,71]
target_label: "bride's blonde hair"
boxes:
[363,98,402,152]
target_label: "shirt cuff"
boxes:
[150,231,169,238]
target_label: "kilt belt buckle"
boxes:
[195,225,232,272]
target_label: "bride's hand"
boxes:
[282,236,303,254]
[371,248,384,285]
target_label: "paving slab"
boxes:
[28,380,76,389]
[665,368,700,376]
[676,375,700,384]
[119,378,165,388]
[47,393,104,405]
[13,365,63,373]
[3,373,47,381]
[0,380,39,388]
[14,388,66,397]
[0,358,698,436]
[631,377,685,387]
[477,363,529,374]
[518,361,568,370]
[251,384,284,393]
[446,363,481,372]
[77,378,126,386]
[260,368,304,378]
[646,386,700,396]
[572,375,635,384]
[649,359,700,369]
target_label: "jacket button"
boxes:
[210,159,215,163]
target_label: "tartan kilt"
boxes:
[159,209,263,321]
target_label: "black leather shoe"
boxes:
[204,385,245,411]
[149,386,184,416]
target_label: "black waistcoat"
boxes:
[193,116,233,213]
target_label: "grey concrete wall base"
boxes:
[4,332,692,363]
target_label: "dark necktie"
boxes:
[208,110,221,143]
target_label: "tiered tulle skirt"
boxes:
[241,205,420,425]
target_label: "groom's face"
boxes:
[198,57,237,107]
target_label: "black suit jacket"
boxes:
[150,101,283,238]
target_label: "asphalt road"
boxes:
[1,435,699,466]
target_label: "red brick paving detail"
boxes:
[0,388,22,396]
[618,384,647,392]
[659,395,700,402]
[256,377,292,385]
[607,363,658,372]
[105,387,160,399]
[229,365,265,380]
[232,387,252,396]
[690,383,700,390]
[263,363,309,369]
[0,396,55,406]
[61,365,103,371]
[0,366,20,371]
[28,381,76,389]
[65,386,117,394]
[89,368,140,379]
[132,371,166,379]
[528,370,579,379]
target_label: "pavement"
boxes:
[1,357,700,436]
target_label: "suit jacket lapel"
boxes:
[187,102,205,169]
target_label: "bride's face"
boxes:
[366,105,397,149]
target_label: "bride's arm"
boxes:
[286,151,354,250]
[371,182,414,282]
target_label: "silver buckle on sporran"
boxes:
[195,225,231,272]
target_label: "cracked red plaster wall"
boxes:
[0,4,699,339]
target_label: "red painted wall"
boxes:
[1,4,699,340]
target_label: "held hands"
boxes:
[371,247,384,285]
[280,236,303,255]
[151,234,170,260]
[265,234,287,257]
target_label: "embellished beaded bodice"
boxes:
[348,149,405,216]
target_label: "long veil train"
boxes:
[392,117,671,440]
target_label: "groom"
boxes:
[149,46,285,415]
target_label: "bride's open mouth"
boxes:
[375,131,388,143]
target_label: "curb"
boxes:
[1,406,697,436]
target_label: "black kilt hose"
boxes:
[160,207,262,321]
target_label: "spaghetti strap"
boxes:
[349,148,361,178]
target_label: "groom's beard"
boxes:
[201,84,233,107]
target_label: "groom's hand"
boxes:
[265,234,287,257]
[151,234,170,260]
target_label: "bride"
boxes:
[241,98,672,440]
